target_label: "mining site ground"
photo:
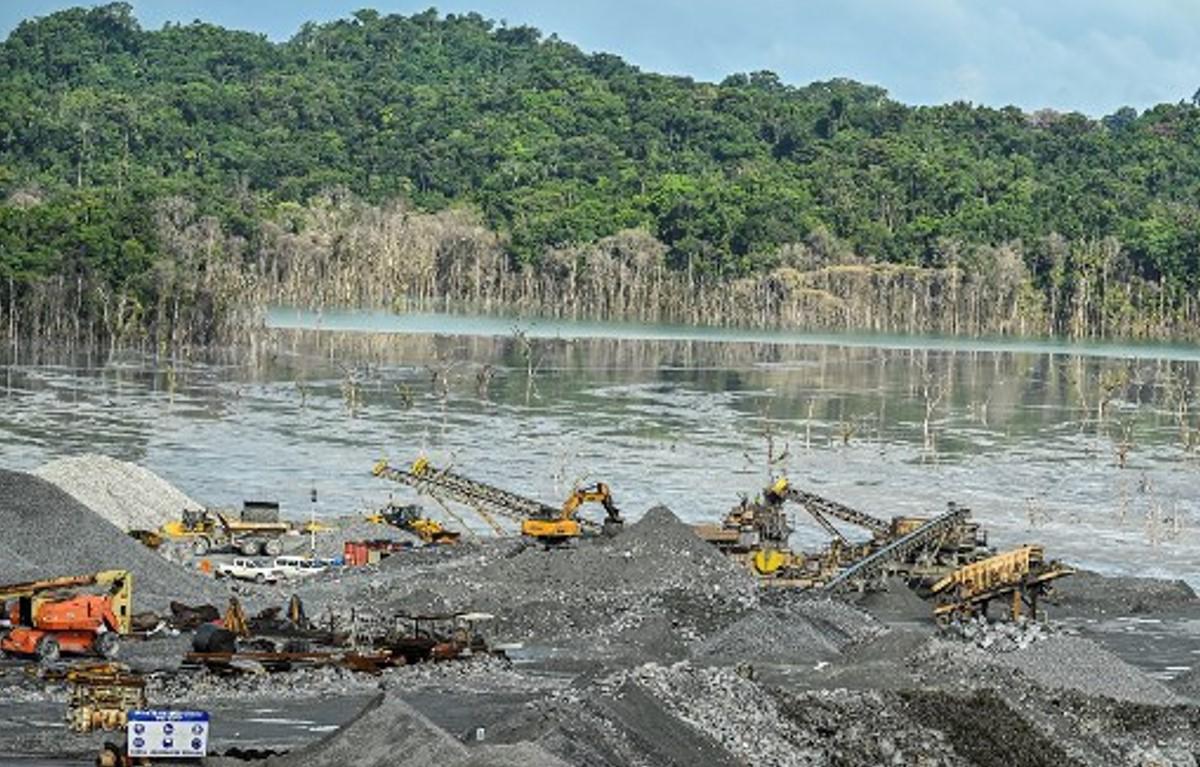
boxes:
[2,466,1200,766]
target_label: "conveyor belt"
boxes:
[779,487,891,538]
[824,505,968,591]
[373,459,598,530]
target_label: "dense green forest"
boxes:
[2,3,1200,345]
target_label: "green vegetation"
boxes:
[2,4,1200,344]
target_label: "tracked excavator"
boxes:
[371,458,623,542]
[0,570,132,662]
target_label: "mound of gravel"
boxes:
[692,599,882,666]
[0,470,226,610]
[264,693,568,767]
[995,636,1179,705]
[480,505,756,600]
[1050,570,1197,617]
[34,454,202,532]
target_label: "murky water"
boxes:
[1,310,1197,586]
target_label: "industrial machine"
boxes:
[371,458,624,542]
[0,570,132,662]
[365,502,461,544]
[161,506,288,556]
[62,663,146,733]
[696,476,991,588]
[931,545,1074,621]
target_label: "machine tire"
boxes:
[97,741,123,767]
[192,537,211,556]
[261,538,283,557]
[36,635,60,664]
[94,632,120,659]
[239,540,259,556]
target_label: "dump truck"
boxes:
[161,506,288,556]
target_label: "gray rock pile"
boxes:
[261,693,569,767]
[994,635,1181,705]
[940,615,1051,653]
[0,469,226,609]
[34,454,202,532]
[692,599,883,665]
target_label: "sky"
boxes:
[3,1,1199,116]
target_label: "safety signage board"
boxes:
[127,710,210,758]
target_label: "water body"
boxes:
[1,309,1197,586]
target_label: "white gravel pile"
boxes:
[34,454,202,532]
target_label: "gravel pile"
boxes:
[692,599,883,665]
[34,454,202,532]
[0,469,226,610]
[262,692,569,767]
[940,616,1053,652]
[623,662,815,766]
[1050,570,1198,617]
[994,635,1181,705]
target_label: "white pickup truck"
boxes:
[214,558,284,584]
[272,556,328,579]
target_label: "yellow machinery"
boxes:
[161,508,288,556]
[372,458,623,543]
[64,663,146,733]
[365,502,461,544]
[0,570,132,661]
[931,545,1074,621]
[699,476,991,588]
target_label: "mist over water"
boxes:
[2,309,1198,586]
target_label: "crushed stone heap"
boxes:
[0,469,225,610]
[34,453,202,532]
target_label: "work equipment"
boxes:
[63,663,146,733]
[699,475,991,589]
[366,502,461,544]
[0,570,132,661]
[931,545,1074,621]
[371,458,624,542]
[824,504,971,591]
[161,507,288,556]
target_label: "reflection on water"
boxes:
[1,312,1198,586]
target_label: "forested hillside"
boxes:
[2,4,1200,345]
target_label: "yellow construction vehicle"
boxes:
[372,458,623,543]
[365,502,461,544]
[0,570,132,661]
[931,545,1073,621]
[522,482,623,541]
[160,508,288,556]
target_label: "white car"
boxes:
[215,558,284,584]
[272,556,328,579]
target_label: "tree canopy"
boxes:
[2,4,1200,340]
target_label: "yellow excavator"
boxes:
[522,482,622,541]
